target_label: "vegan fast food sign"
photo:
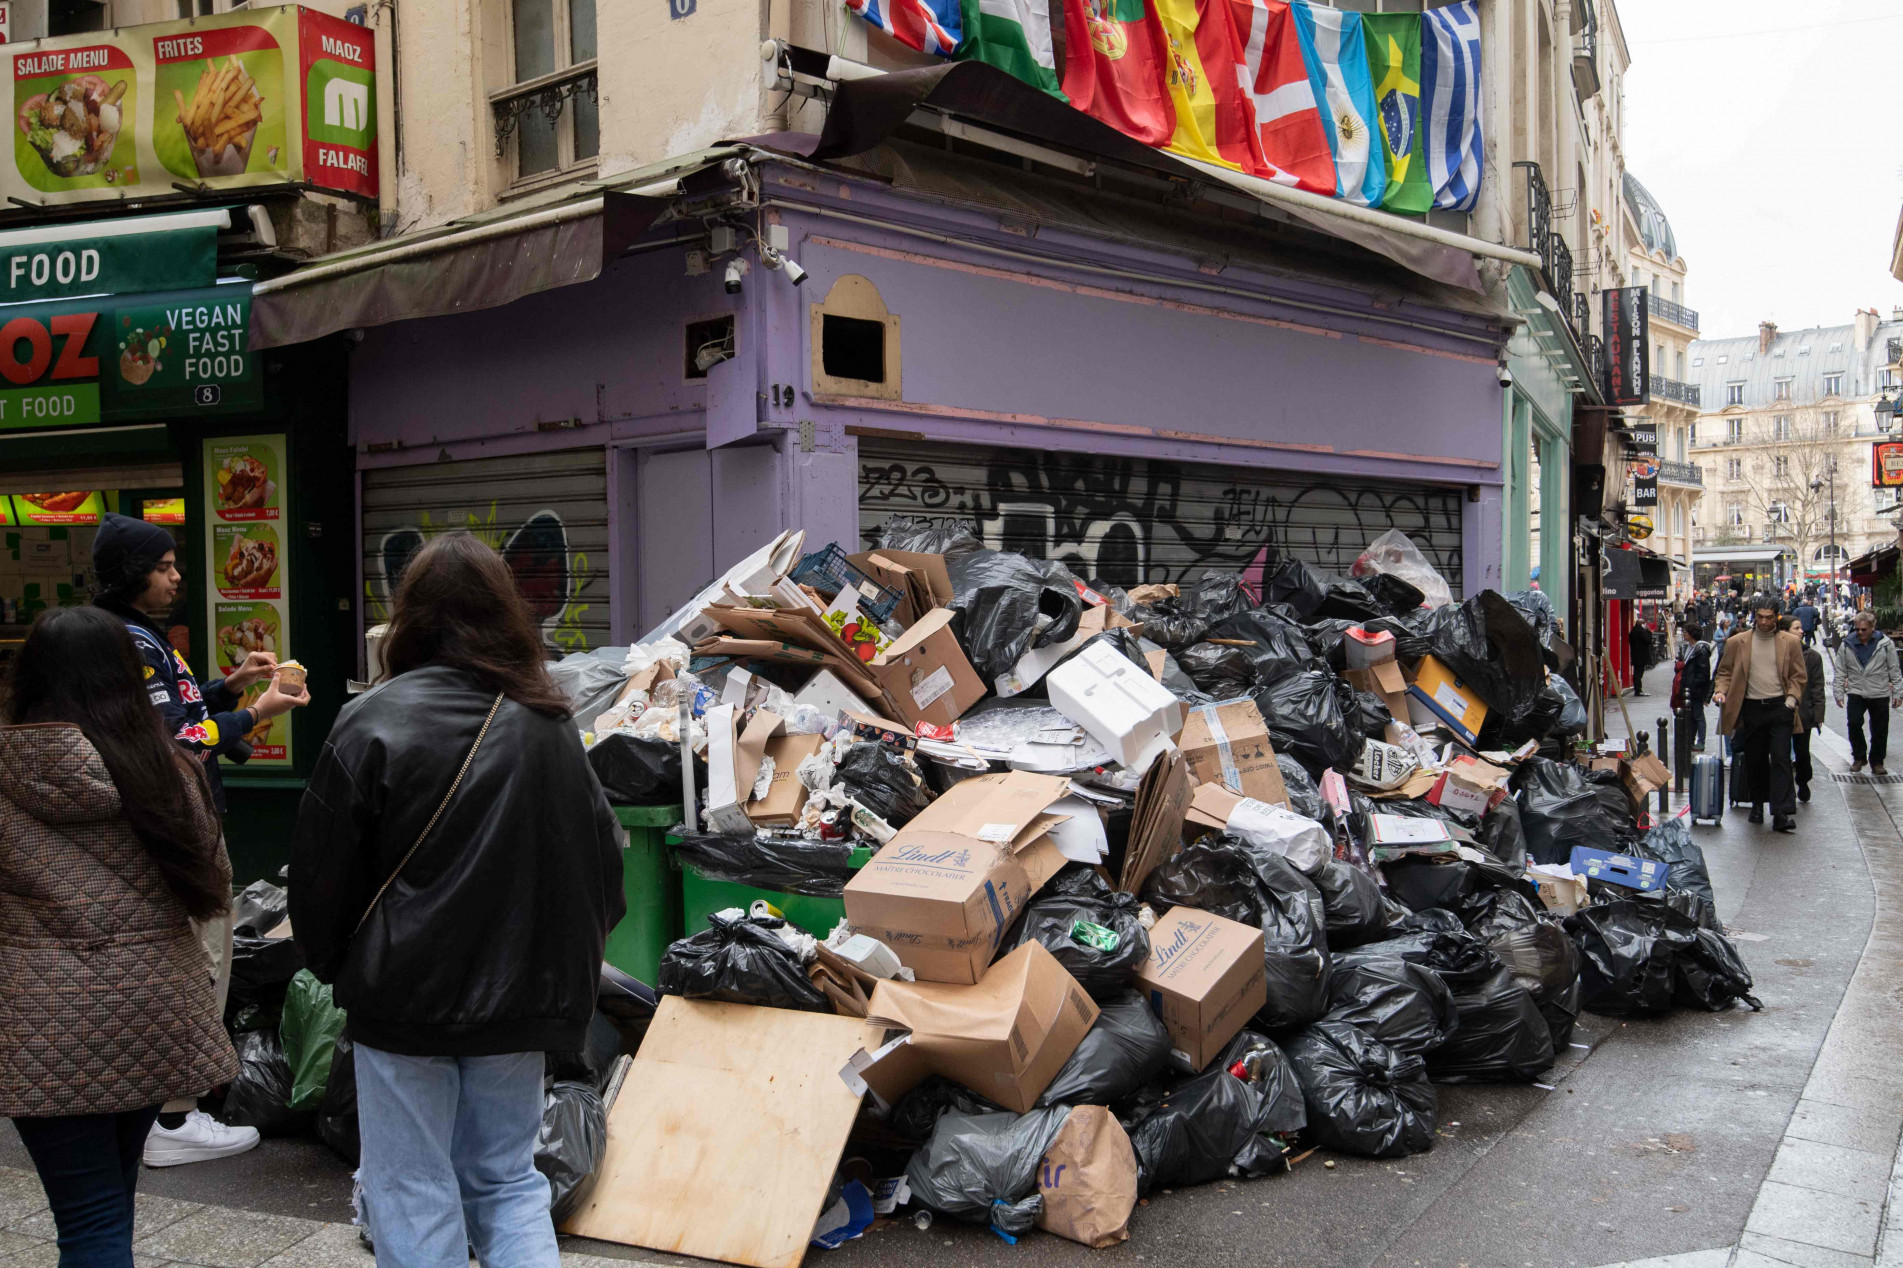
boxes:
[8,5,375,206]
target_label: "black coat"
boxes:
[289,665,625,1057]
[1629,624,1655,669]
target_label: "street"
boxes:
[3,653,1899,1268]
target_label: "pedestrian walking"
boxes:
[1795,596,1820,648]
[1782,617,1826,803]
[1833,610,1903,775]
[289,531,625,1268]
[1629,615,1655,696]
[90,511,308,1166]
[1,607,240,1265]
[1712,595,1808,833]
[1675,625,1715,751]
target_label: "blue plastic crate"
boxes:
[789,544,902,622]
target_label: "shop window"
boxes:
[500,0,598,183]
[684,316,734,380]
[810,275,901,401]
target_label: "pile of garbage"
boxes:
[553,525,1766,1251]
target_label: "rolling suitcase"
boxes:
[1728,753,1754,809]
[1691,753,1724,825]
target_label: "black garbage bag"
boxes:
[904,1108,1069,1235]
[316,1036,359,1164]
[1185,573,1254,625]
[536,1081,608,1222]
[1406,591,1546,725]
[219,1029,310,1136]
[232,879,289,936]
[597,963,659,1052]
[1477,798,1528,873]
[1540,974,1583,1050]
[1314,860,1387,949]
[834,742,933,828]
[1302,618,1363,664]
[1335,924,1502,994]
[1566,899,1698,1017]
[1639,814,1718,913]
[1365,573,1426,618]
[670,831,857,897]
[1283,1019,1437,1158]
[1142,837,1263,925]
[1382,856,1543,929]
[1675,927,1762,1012]
[548,1012,624,1091]
[1425,967,1554,1083]
[874,515,982,556]
[1036,991,1172,1108]
[1253,660,1360,774]
[1177,641,1259,696]
[1513,757,1638,865]
[946,550,1084,683]
[889,1077,1006,1143]
[228,930,306,1017]
[1505,589,1558,650]
[1500,681,1567,747]
[1127,601,1208,650]
[997,867,1150,1000]
[1314,578,1384,623]
[1279,755,1326,822]
[657,914,830,1012]
[588,733,697,805]
[1127,1031,1302,1192]
[1479,899,1581,1046]
[1323,957,1458,1057]
[1263,555,1327,620]
[1207,608,1316,677]
[1344,689,1393,741]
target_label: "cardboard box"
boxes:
[793,667,875,719]
[1177,699,1288,805]
[1527,864,1589,916]
[1569,846,1668,894]
[1134,907,1267,1071]
[844,771,1073,984]
[747,732,827,825]
[1620,752,1671,815]
[703,704,780,835]
[1344,626,1398,670]
[1427,755,1512,817]
[849,549,953,627]
[1405,655,1489,746]
[867,608,987,731]
[1121,748,1190,894]
[1047,640,1184,772]
[852,941,1100,1113]
[1346,660,1412,722]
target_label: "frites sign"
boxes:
[6,5,375,206]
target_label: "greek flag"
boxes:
[1421,0,1482,212]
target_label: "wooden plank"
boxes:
[561,998,881,1268]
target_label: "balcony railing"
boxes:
[1651,377,1702,407]
[1658,460,1703,489]
[489,60,598,158]
[1648,292,1700,332]
[1516,162,1580,347]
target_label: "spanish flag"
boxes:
[1153,0,1266,174]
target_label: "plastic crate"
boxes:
[604,804,683,985]
[679,843,875,940]
[788,544,902,623]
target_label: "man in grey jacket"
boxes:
[1833,611,1903,774]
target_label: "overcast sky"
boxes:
[1617,0,1903,342]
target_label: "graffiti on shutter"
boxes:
[858,441,1463,595]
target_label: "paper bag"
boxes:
[1037,1106,1137,1248]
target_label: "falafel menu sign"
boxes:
[0,283,257,431]
[7,5,375,207]
[203,432,292,767]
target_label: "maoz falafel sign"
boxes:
[7,5,376,207]
[0,282,257,431]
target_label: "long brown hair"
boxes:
[4,607,228,920]
[380,531,569,716]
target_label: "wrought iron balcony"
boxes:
[1647,292,1699,332]
[1658,460,1703,489]
[1651,377,1702,407]
[1515,162,1580,347]
[490,60,598,158]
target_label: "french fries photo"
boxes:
[172,55,263,173]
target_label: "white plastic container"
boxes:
[1343,626,1397,669]
[1046,640,1184,773]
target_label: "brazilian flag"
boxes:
[1363,13,1430,214]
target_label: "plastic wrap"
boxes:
[1283,1019,1438,1158]
[1252,660,1361,775]
[1514,757,1640,865]
[551,651,630,728]
[219,1029,310,1136]
[1424,967,1554,1083]
[1313,860,1388,949]
[996,867,1150,1001]
[536,1080,609,1222]
[670,831,857,897]
[835,742,933,827]
[946,550,1085,682]
[872,515,983,556]
[1126,1030,1302,1193]
[1566,899,1698,1017]
[1323,956,1458,1057]
[1035,991,1173,1108]
[904,1108,1070,1236]
[1351,529,1453,610]
[280,969,346,1112]
[588,734,693,806]
[657,914,831,1012]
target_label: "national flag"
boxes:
[957,0,1063,96]
[1290,1,1385,208]
[1421,0,1482,212]
[1224,0,1333,193]
[1362,12,1428,213]
[1154,0,1266,174]
[1060,0,1175,147]
[846,0,962,57]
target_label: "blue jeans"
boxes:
[354,1046,557,1268]
[11,1105,162,1267]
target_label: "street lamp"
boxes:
[1878,393,1898,432]
[1812,468,1839,621]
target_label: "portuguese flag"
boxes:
[1362,12,1430,213]
[1059,0,1175,145]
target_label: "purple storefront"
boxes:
[293,144,1513,662]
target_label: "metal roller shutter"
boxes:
[362,448,612,654]
[858,439,1464,595]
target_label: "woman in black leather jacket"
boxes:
[290,531,623,1267]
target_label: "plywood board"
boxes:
[561,997,882,1268]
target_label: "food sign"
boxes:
[203,433,292,767]
[7,6,375,207]
[1875,441,1903,490]
[10,489,100,524]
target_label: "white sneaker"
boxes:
[143,1110,261,1167]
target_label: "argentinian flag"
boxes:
[1291,1,1386,208]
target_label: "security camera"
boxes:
[759,244,808,286]
[723,258,748,295]
[1498,364,1515,388]
[781,256,809,286]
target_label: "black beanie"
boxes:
[93,512,177,595]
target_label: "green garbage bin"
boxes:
[603,804,682,985]
[679,844,874,940]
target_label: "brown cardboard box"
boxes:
[1620,752,1671,815]
[1120,748,1190,894]
[1426,755,1512,817]
[868,608,987,729]
[747,733,827,825]
[697,606,885,702]
[849,549,954,627]
[844,771,1072,984]
[853,942,1100,1113]
[1177,700,1289,805]
[1346,661,1412,722]
[1134,906,1267,1071]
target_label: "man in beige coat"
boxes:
[1712,596,1808,833]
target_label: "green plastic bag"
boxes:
[281,969,347,1112]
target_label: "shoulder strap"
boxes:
[353,691,505,935]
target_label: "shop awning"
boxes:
[247,150,737,349]
[1693,548,1788,565]
[1604,548,1672,601]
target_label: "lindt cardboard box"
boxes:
[1134,906,1266,1071]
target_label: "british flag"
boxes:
[846,0,962,57]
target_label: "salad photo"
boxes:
[18,75,129,179]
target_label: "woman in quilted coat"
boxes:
[0,606,238,1266]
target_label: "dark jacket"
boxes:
[1683,640,1714,706]
[1796,603,1820,634]
[1629,623,1655,669]
[1799,647,1827,731]
[288,665,625,1057]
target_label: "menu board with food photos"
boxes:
[202,432,291,766]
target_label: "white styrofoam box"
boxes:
[1046,640,1184,773]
